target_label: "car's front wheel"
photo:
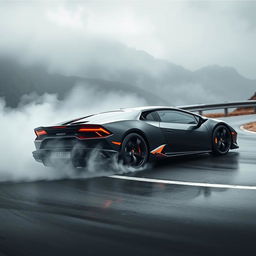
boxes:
[120,133,149,168]
[212,125,231,155]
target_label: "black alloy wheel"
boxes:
[212,125,231,155]
[120,133,149,167]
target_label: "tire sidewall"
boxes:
[212,125,231,155]
[120,133,149,167]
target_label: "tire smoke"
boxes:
[0,84,147,182]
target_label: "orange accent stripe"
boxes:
[112,141,121,146]
[151,144,166,155]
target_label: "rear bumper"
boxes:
[32,148,118,165]
[33,135,122,166]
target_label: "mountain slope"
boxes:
[193,65,255,102]
[0,48,255,108]
[0,58,166,107]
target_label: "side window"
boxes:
[140,111,157,121]
[157,110,197,124]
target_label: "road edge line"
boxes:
[109,175,256,191]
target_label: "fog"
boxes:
[0,0,255,107]
[0,85,147,182]
[1,1,256,78]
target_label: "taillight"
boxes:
[77,125,111,139]
[35,130,47,137]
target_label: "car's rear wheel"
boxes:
[212,125,231,155]
[120,133,149,168]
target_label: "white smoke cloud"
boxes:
[0,84,147,182]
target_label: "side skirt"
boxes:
[164,150,212,157]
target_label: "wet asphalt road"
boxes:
[0,115,256,256]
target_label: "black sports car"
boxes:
[33,106,239,168]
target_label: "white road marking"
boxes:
[109,175,256,191]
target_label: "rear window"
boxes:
[140,111,157,121]
[64,110,138,125]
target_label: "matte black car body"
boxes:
[33,106,239,167]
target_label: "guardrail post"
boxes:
[224,108,228,116]
[199,110,203,115]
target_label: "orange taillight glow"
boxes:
[35,130,47,136]
[78,127,111,135]
[112,141,121,145]
[77,126,112,139]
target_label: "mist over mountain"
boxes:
[1,1,255,108]
[0,48,255,108]
[2,1,256,79]
[0,57,165,108]
[193,65,255,102]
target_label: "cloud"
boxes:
[0,0,256,78]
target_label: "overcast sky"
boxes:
[0,0,256,78]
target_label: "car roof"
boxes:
[121,106,176,112]
[60,106,192,125]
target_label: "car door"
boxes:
[157,109,207,154]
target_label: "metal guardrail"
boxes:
[178,100,256,116]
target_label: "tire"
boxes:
[212,125,231,156]
[119,133,149,168]
[71,147,87,168]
